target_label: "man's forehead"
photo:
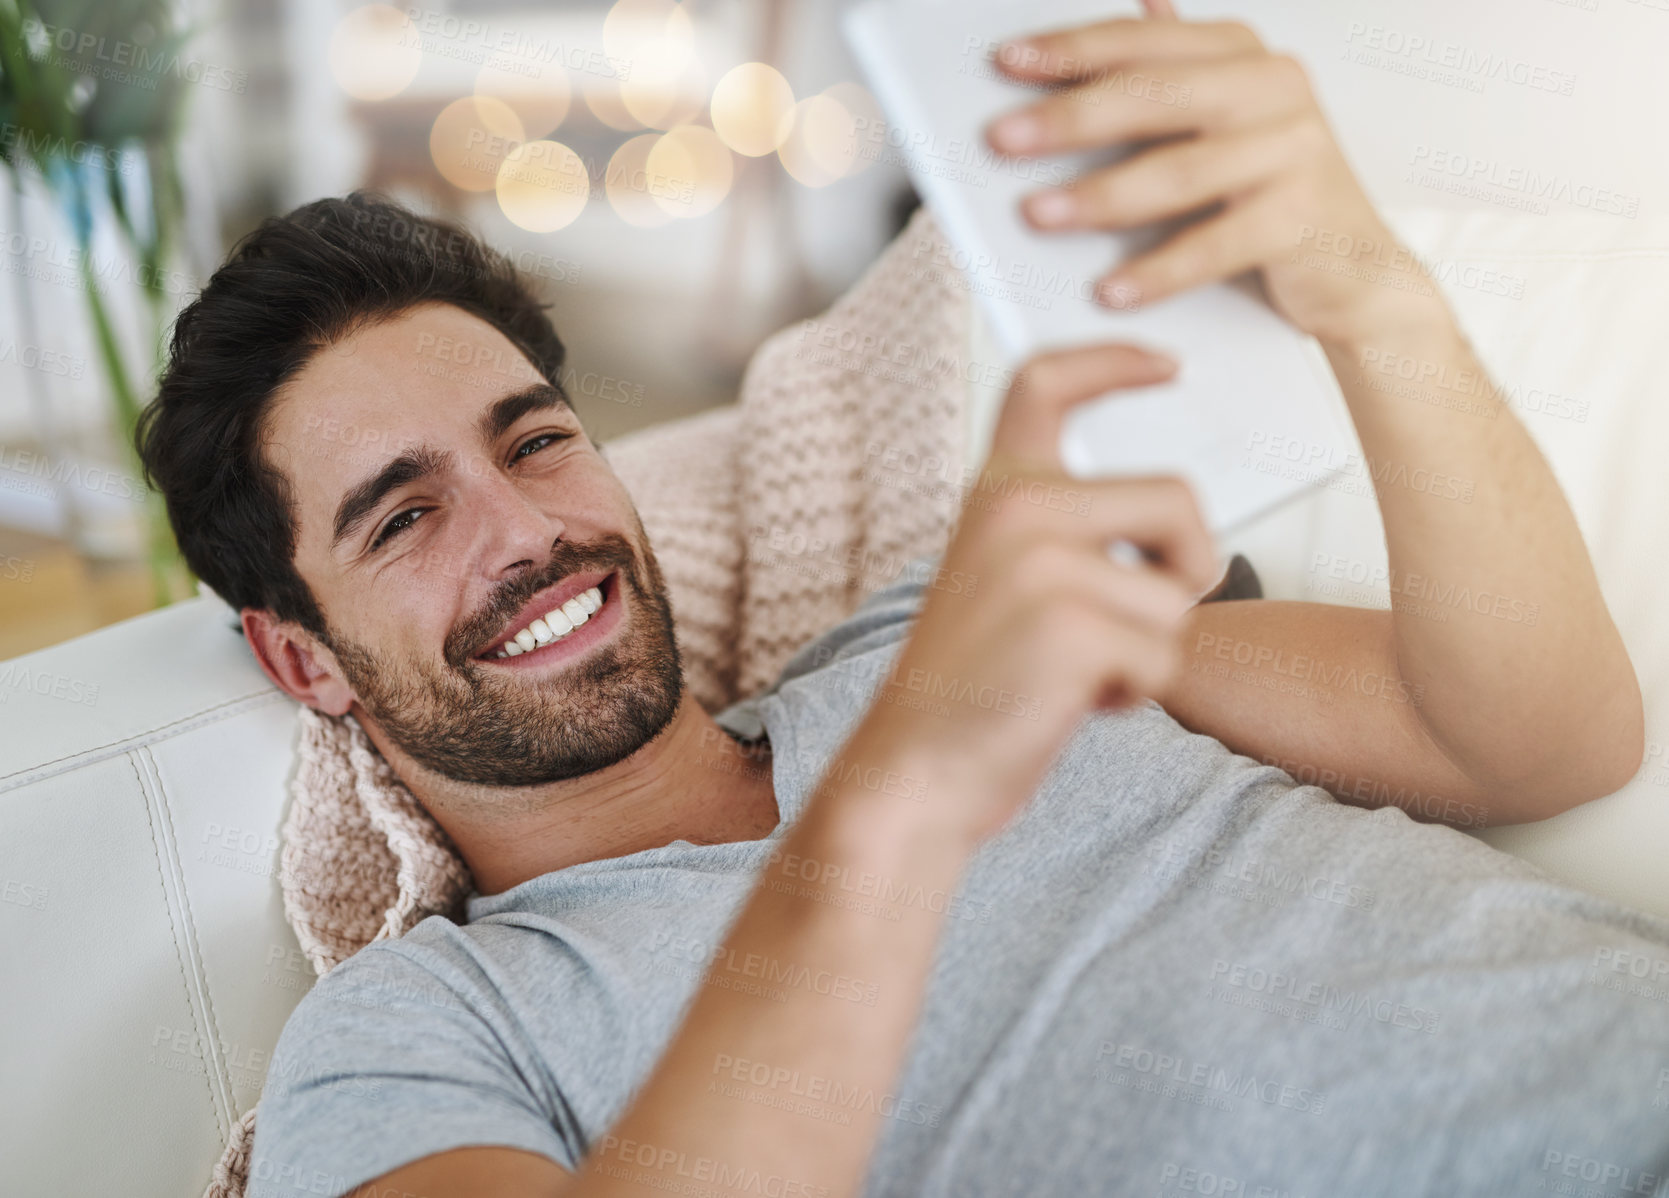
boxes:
[271,303,541,442]
[263,303,558,546]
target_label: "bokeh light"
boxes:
[583,74,643,132]
[645,124,734,217]
[820,81,884,176]
[430,96,525,192]
[710,62,794,158]
[606,133,675,227]
[776,94,857,187]
[474,52,570,142]
[496,140,591,232]
[328,5,422,102]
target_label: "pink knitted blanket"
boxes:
[205,208,971,1196]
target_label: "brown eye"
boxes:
[515,432,571,461]
[373,507,425,549]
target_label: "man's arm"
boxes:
[987,14,1643,825]
[346,345,1217,1198]
[1161,320,1643,825]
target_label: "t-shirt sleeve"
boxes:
[246,937,579,1198]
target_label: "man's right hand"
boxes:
[848,343,1220,845]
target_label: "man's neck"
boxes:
[355,693,781,896]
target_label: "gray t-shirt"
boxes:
[248,568,1669,1198]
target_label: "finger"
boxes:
[1092,187,1294,309]
[987,54,1312,156]
[993,19,1260,86]
[1021,116,1326,233]
[1081,617,1183,703]
[1072,476,1219,593]
[1142,0,1181,19]
[990,343,1179,468]
[1058,546,1200,636]
[991,474,1218,592]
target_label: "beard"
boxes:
[325,527,684,787]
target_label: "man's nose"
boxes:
[468,466,566,574]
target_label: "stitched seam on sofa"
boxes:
[130,749,231,1143]
[142,741,239,1135]
[0,690,287,791]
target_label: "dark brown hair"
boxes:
[135,191,568,636]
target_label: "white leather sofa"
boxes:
[5,203,1669,1198]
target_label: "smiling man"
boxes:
[137,14,1669,1198]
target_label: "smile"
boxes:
[476,571,622,666]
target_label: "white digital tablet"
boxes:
[843,0,1356,534]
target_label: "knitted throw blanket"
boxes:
[205,207,970,1196]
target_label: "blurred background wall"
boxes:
[2,0,1666,658]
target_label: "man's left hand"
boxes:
[985,5,1445,347]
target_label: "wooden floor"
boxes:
[0,526,160,660]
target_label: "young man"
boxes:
[137,14,1664,1198]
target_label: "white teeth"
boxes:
[490,583,607,660]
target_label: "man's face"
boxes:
[261,301,682,787]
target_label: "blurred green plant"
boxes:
[0,0,198,604]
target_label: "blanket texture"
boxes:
[204,206,971,1197]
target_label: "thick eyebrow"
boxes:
[331,445,453,551]
[476,382,570,444]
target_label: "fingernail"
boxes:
[1097,278,1142,310]
[1023,190,1076,228]
[987,113,1041,153]
[1142,348,1179,370]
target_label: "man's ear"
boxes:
[241,608,355,716]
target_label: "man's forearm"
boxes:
[571,738,974,1198]
[1319,305,1643,805]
